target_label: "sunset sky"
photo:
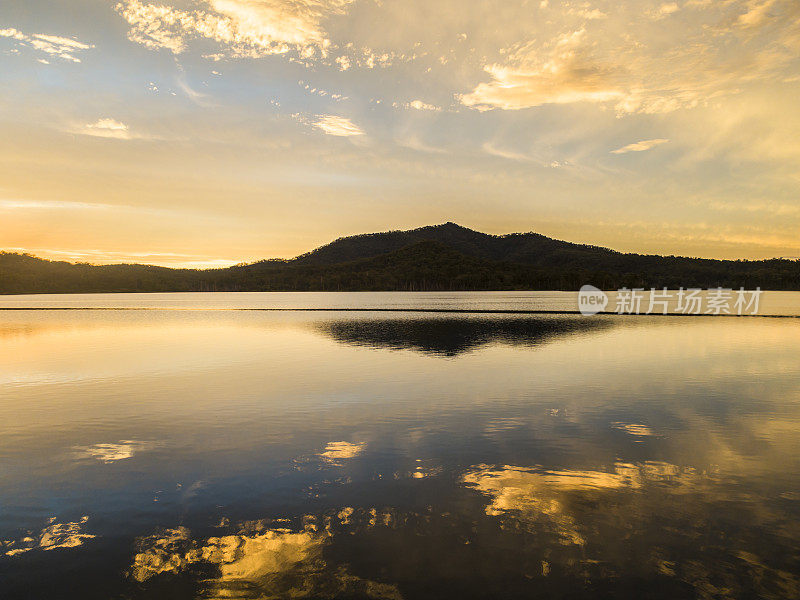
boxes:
[1,0,799,267]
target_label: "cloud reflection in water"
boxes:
[3,516,96,557]
[74,439,158,463]
[130,518,402,599]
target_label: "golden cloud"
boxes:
[75,118,133,140]
[461,29,624,111]
[313,115,365,136]
[0,28,93,62]
[611,139,670,154]
[461,0,800,115]
[115,0,354,58]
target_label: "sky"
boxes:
[1,0,799,267]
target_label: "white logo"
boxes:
[576,286,762,316]
[578,284,609,315]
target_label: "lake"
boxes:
[2,292,800,599]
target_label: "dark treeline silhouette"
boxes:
[2,223,799,293]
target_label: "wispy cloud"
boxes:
[115,0,354,59]
[0,199,110,211]
[113,0,409,71]
[659,2,680,15]
[0,198,185,218]
[0,28,93,62]
[0,199,209,219]
[461,0,799,115]
[482,142,535,162]
[398,135,447,154]
[73,118,133,139]
[461,29,623,111]
[313,115,364,136]
[611,139,670,154]
[175,62,215,106]
[737,0,778,27]
[394,99,441,111]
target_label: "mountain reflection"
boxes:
[315,316,614,356]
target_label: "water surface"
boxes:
[2,294,800,599]
[1,290,799,315]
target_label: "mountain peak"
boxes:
[417,222,472,232]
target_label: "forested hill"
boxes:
[291,222,607,266]
[2,223,799,293]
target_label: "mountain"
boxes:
[1,223,799,294]
[292,222,612,266]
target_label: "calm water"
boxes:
[2,293,800,599]
[1,290,800,315]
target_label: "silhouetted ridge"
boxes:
[290,222,610,267]
[2,223,799,293]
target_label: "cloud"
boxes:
[461,29,623,111]
[0,199,111,211]
[393,99,441,111]
[313,115,364,136]
[460,0,800,115]
[0,198,191,216]
[407,100,440,111]
[114,0,410,69]
[298,80,347,100]
[335,55,350,70]
[115,0,354,59]
[574,8,607,19]
[0,28,93,62]
[660,2,680,14]
[75,118,133,139]
[611,138,670,154]
[737,0,778,27]
[398,135,447,154]
[175,62,216,106]
[482,142,535,162]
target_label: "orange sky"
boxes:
[1,0,799,266]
